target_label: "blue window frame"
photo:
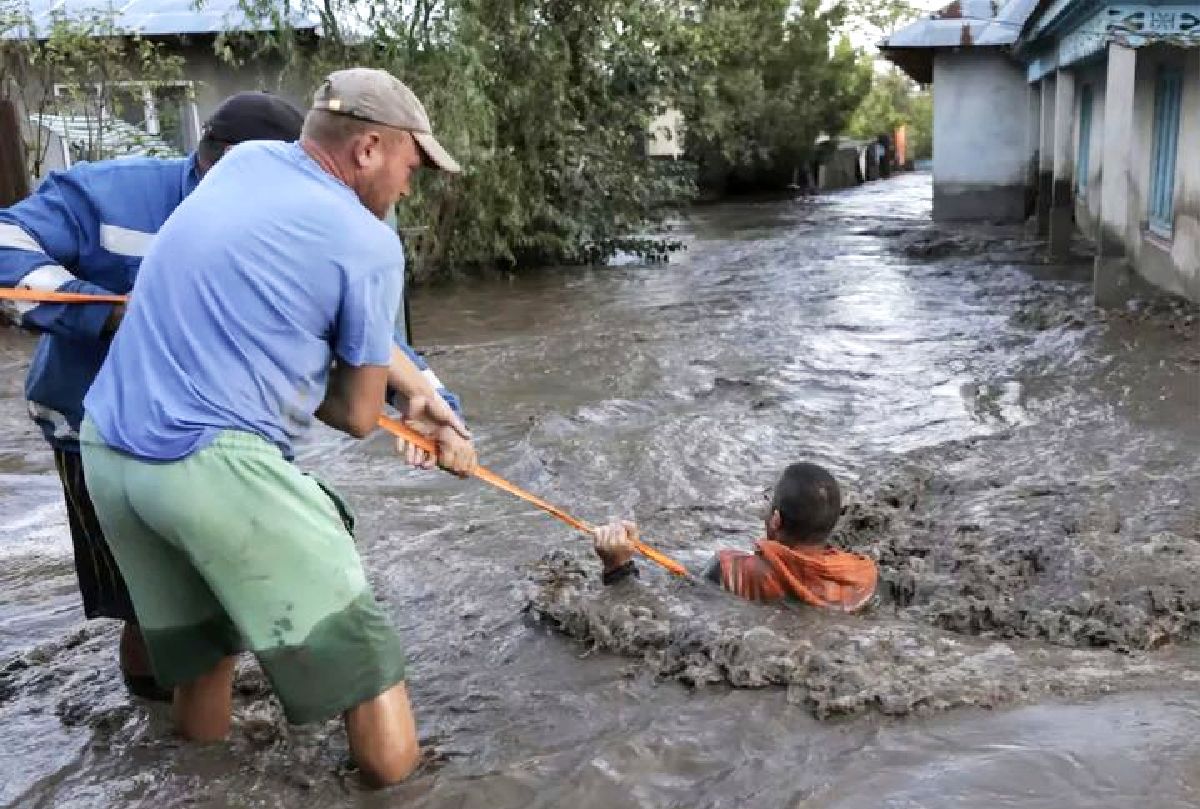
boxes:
[1076,84,1093,194]
[1148,68,1182,236]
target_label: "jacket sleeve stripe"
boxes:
[421,368,445,389]
[2,264,78,318]
[19,263,76,290]
[99,224,153,257]
[0,223,44,253]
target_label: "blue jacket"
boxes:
[1,156,460,452]
[393,331,463,416]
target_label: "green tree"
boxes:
[847,65,931,160]
[222,0,876,274]
[675,0,872,194]
[227,0,694,276]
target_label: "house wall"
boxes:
[21,36,314,179]
[1123,44,1200,301]
[1071,61,1107,240]
[169,39,310,124]
[932,49,1031,221]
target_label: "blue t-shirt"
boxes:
[85,141,402,461]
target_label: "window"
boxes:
[51,80,200,157]
[1076,84,1093,194]
[109,83,200,153]
[1148,68,1182,237]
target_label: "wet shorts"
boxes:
[79,419,407,724]
[53,449,137,622]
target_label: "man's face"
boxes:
[353,129,423,219]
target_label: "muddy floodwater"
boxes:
[2,173,1199,808]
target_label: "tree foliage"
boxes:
[673,0,872,194]
[5,0,879,276]
[225,0,878,274]
[1,2,184,176]
[846,66,932,160]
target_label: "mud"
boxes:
[526,548,1176,719]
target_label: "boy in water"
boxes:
[593,462,877,610]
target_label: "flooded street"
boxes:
[2,172,1199,808]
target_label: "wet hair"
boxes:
[770,462,841,544]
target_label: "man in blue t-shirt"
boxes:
[81,68,474,787]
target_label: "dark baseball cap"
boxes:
[201,91,305,144]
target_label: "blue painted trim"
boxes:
[1148,66,1182,236]
[1021,2,1200,81]
[1027,0,1107,42]
[1077,84,1094,194]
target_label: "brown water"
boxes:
[3,173,1200,808]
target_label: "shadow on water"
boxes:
[2,173,1199,808]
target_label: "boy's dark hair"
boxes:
[771,462,841,544]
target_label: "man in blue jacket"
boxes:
[1,92,468,699]
[0,92,307,699]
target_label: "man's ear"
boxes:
[767,509,783,537]
[355,131,384,169]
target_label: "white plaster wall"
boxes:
[933,50,1031,187]
[170,41,308,122]
[1126,44,1200,300]
[1072,62,1108,238]
[1040,76,1056,173]
[109,39,308,126]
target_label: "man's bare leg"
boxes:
[118,623,151,674]
[345,681,421,787]
[118,622,173,701]
[173,655,237,742]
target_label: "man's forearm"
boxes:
[317,363,388,438]
[387,344,442,407]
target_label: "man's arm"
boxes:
[0,169,122,338]
[387,342,453,416]
[391,335,463,416]
[593,521,641,584]
[315,363,389,438]
[386,343,476,476]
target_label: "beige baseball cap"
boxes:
[312,67,461,174]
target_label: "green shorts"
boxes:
[80,419,406,724]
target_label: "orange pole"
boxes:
[378,416,690,577]
[1,287,692,578]
[0,287,128,304]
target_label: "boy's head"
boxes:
[765,462,841,546]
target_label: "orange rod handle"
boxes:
[0,288,128,304]
[378,416,691,578]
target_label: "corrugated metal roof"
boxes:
[879,0,1039,81]
[881,0,1038,49]
[4,0,318,38]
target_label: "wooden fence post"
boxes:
[0,98,30,206]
